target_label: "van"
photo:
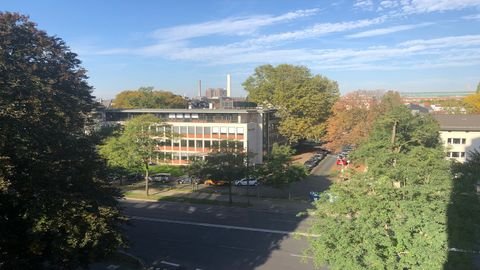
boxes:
[150,173,171,183]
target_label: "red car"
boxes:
[336,158,348,166]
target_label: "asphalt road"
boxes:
[121,200,323,270]
[96,156,336,270]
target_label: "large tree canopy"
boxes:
[100,114,172,196]
[243,64,339,143]
[112,86,188,109]
[0,13,124,268]
[325,91,403,152]
[309,106,453,270]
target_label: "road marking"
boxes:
[160,260,180,267]
[290,253,314,259]
[130,215,320,237]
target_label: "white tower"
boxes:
[227,74,231,97]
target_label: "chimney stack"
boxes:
[227,74,231,97]
[198,80,202,97]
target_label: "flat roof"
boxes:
[105,108,267,114]
[401,91,474,98]
[432,114,480,131]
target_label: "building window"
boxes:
[184,114,191,119]
[461,152,466,158]
[176,113,184,118]
[169,113,175,119]
[212,127,219,134]
[188,126,195,134]
[181,140,187,147]
[196,140,203,148]
[228,127,236,134]
[204,141,211,148]
[196,126,203,134]
[212,141,219,149]
[173,126,180,134]
[237,127,244,134]
[448,138,466,144]
[204,127,211,134]
[180,126,187,135]
[451,152,460,158]
[237,141,244,149]
[192,114,199,119]
[220,127,227,134]
[188,140,194,147]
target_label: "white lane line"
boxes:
[130,215,320,237]
[290,253,314,259]
[160,260,180,267]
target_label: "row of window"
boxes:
[157,140,244,149]
[447,152,466,158]
[447,138,466,144]
[153,126,245,135]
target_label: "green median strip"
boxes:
[124,192,250,207]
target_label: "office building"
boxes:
[102,108,281,165]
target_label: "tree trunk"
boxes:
[145,163,150,196]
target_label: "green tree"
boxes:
[112,86,188,109]
[186,141,247,204]
[0,13,125,268]
[258,144,307,197]
[243,64,339,143]
[476,81,480,93]
[308,106,452,270]
[100,114,171,195]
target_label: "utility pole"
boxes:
[246,144,250,206]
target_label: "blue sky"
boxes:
[3,0,480,99]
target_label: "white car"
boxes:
[234,178,258,186]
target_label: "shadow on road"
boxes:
[116,158,335,270]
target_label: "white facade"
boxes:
[433,114,480,163]
[103,108,277,165]
[439,130,480,162]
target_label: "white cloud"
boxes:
[354,0,374,10]
[346,22,432,38]
[463,13,480,20]
[376,0,480,14]
[129,16,386,58]
[246,16,386,44]
[151,8,319,41]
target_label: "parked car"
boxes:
[177,175,194,184]
[204,179,227,186]
[149,173,171,183]
[234,178,258,186]
[336,158,348,166]
[309,191,321,201]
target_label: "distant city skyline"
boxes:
[3,0,480,99]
